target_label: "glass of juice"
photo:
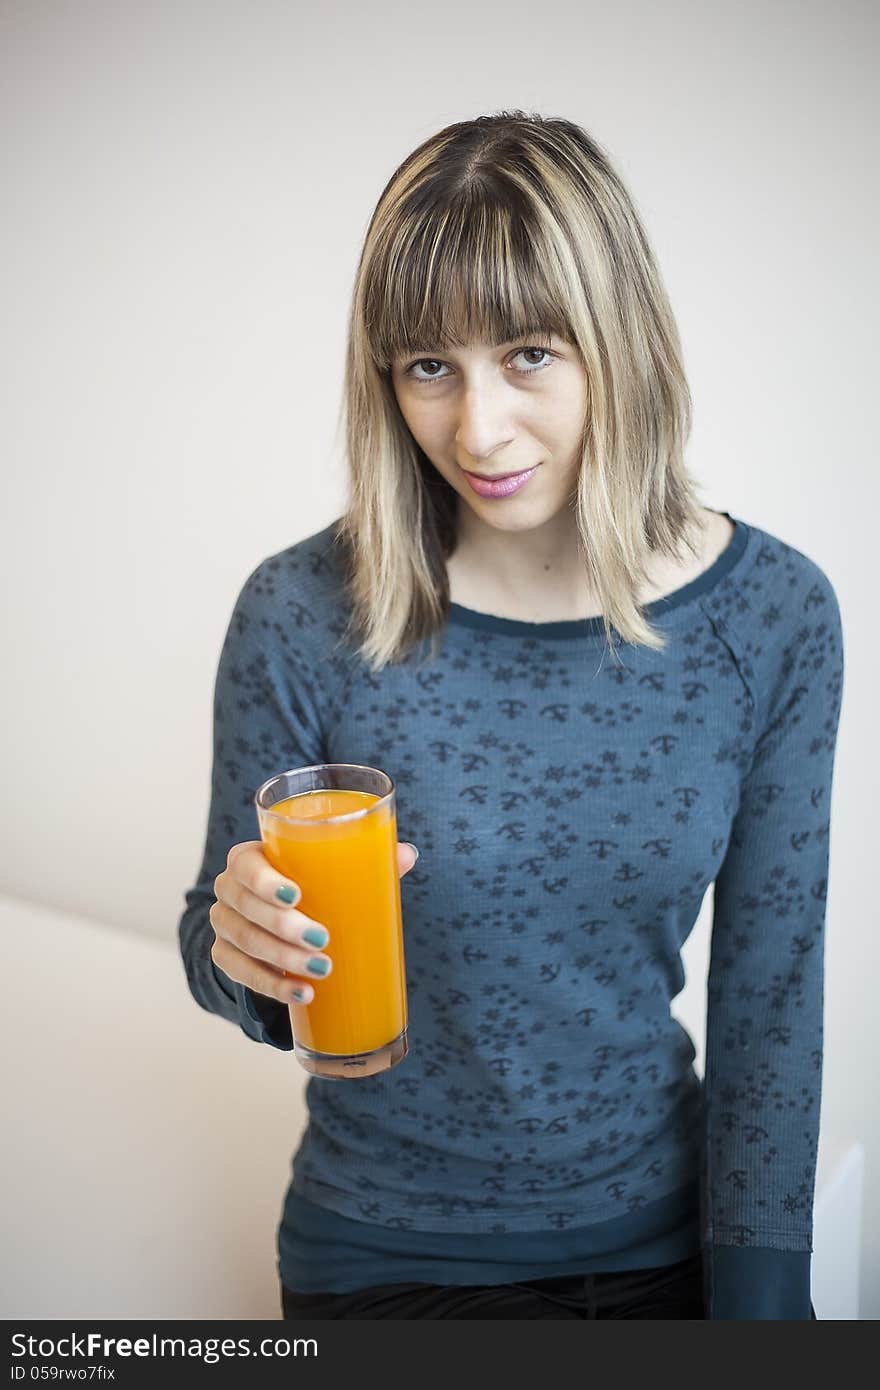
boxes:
[254,763,409,1080]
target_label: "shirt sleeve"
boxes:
[177,554,331,1052]
[700,564,845,1319]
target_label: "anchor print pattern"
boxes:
[178,513,844,1255]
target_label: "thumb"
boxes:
[396,841,420,876]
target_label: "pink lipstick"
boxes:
[463,465,539,499]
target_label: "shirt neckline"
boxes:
[447,510,749,640]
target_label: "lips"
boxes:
[466,467,534,481]
[462,465,540,499]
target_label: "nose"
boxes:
[454,382,516,464]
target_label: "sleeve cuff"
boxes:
[210,959,294,1049]
[233,980,294,1051]
[211,958,238,1003]
[704,1244,814,1319]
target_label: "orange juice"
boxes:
[259,787,408,1063]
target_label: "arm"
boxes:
[177,553,331,1051]
[701,567,845,1318]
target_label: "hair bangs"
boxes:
[364,191,574,371]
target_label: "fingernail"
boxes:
[402,841,420,864]
[307,957,330,976]
[276,884,300,905]
[302,925,329,948]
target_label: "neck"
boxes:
[452,503,588,602]
[447,507,722,625]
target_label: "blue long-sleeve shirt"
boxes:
[177,509,844,1319]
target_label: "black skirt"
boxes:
[281,1251,711,1319]
[281,1252,821,1320]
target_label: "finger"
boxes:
[226,842,306,909]
[210,897,333,981]
[226,840,265,871]
[217,869,329,948]
[211,931,315,1006]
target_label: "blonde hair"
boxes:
[331,109,706,671]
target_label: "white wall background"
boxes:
[2,0,877,1318]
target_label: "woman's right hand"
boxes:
[209,839,420,1006]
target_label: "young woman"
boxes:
[178,111,842,1319]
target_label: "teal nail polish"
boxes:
[276,884,299,905]
[307,957,330,976]
[302,926,329,948]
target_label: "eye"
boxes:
[402,346,556,385]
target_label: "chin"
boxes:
[468,504,560,534]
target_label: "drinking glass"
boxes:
[254,763,409,1079]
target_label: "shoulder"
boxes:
[743,516,840,620]
[232,519,351,638]
[239,519,347,607]
[711,517,839,750]
[219,520,359,704]
[699,514,844,737]
[213,525,352,743]
[701,512,842,638]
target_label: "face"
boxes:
[389,334,589,537]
